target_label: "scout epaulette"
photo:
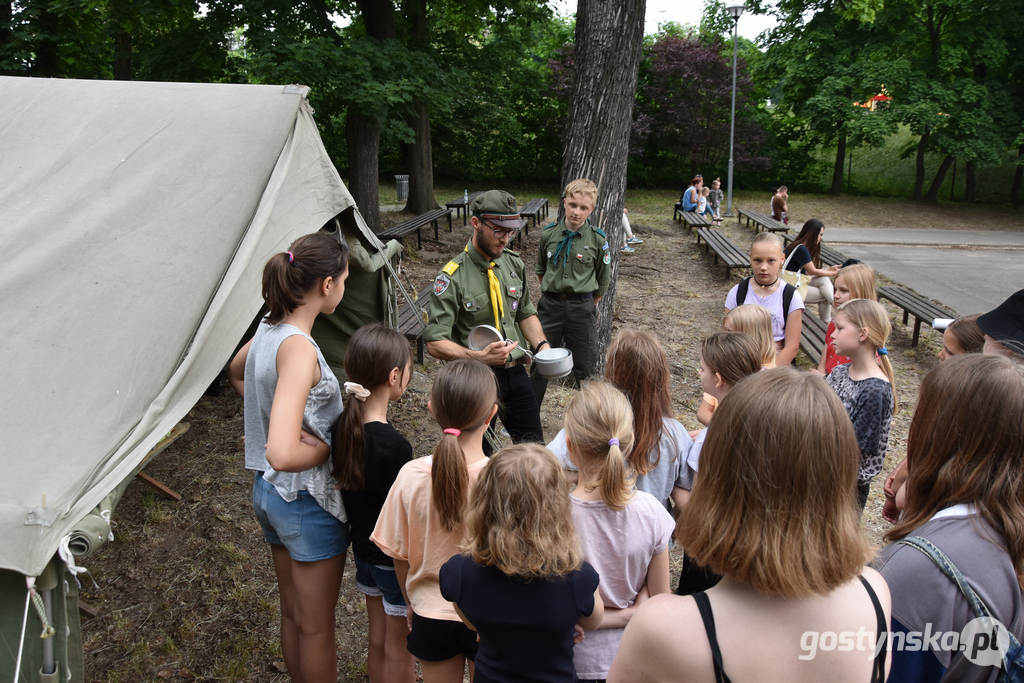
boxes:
[594,228,607,238]
[542,221,558,231]
[504,248,521,258]
[441,260,459,276]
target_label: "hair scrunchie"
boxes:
[878,347,888,356]
[443,428,461,437]
[343,381,371,401]
[286,250,295,263]
[608,438,620,447]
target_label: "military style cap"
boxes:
[471,189,525,229]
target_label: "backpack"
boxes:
[898,535,1024,682]
[736,277,797,320]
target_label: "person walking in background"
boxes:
[534,178,610,405]
[771,185,789,224]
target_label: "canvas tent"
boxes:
[0,76,384,680]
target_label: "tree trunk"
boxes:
[964,160,976,203]
[924,154,954,202]
[560,0,646,372]
[402,0,436,213]
[403,99,437,213]
[33,1,58,76]
[113,29,132,79]
[347,111,382,231]
[1011,145,1023,206]
[0,1,13,75]
[345,0,396,230]
[912,130,929,201]
[830,131,846,195]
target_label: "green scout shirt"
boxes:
[536,218,611,296]
[424,242,537,362]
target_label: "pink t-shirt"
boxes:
[570,490,675,678]
[371,455,489,621]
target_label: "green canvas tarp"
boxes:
[0,75,382,680]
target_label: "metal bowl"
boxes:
[533,347,573,378]
[468,324,504,351]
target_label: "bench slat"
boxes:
[695,228,747,277]
[878,285,957,346]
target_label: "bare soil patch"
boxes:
[82,194,957,681]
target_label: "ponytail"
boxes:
[262,232,348,324]
[564,381,636,510]
[332,323,412,490]
[428,360,498,529]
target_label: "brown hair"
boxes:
[564,178,598,203]
[785,218,824,267]
[836,299,897,406]
[701,331,762,387]
[886,355,1024,588]
[947,314,985,354]
[564,381,635,510]
[605,329,671,475]
[430,359,498,530]
[262,233,349,324]
[461,444,582,578]
[332,323,412,489]
[724,305,776,367]
[836,263,877,301]
[677,367,872,596]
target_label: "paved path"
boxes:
[825,228,1023,314]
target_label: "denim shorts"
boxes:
[354,555,407,617]
[251,473,348,562]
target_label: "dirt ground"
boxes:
[80,192,1002,681]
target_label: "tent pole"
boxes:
[38,562,58,676]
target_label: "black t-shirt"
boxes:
[439,554,599,683]
[785,244,813,272]
[340,421,413,565]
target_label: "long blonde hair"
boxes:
[430,360,497,530]
[564,381,635,510]
[836,263,877,301]
[724,305,776,367]
[836,299,897,406]
[461,444,582,578]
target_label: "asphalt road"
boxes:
[825,228,1024,314]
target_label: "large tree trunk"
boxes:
[830,131,846,195]
[1011,145,1023,206]
[113,29,132,79]
[0,1,13,75]
[912,130,929,201]
[964,160,976,203]
[33,1,58,76]
[345,0,396,230]
[402,0,436,213]
[560,0,646,372]
[924,154,954,202]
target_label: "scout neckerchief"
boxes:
[465,244,504,332]
[552,227,581,266]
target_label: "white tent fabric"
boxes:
[0,76,358,576]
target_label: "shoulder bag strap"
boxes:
[896,535,992,619]
[693,592,730,683]
[858,575,888,683]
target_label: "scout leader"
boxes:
[533,178,610,405]
[424,190,549,450]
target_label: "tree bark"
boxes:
[560,0,646,372]
[0,1,13,75]
[1011,145,1023,206]
[32,1,58,76]
[830,131,846,195]
[924,154,954,202]
[113,29,132,79]
[402,0,436,213]
[912,130,929,201]
[964,160,976,203]
[345,0,396,230]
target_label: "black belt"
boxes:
[543,291,593,301]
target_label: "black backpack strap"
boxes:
[693,591,731,683]
[782,282,795,318]
[737,277,750,305]
[858,575,888,683]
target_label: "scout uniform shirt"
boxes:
[536,218,611,296]
[424,242,537,362]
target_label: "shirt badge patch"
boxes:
[603,253,611,264]
[576,253,584,261]
[547,251,552,258]
[512,300,518,311]
[508,286,518,296]
[602,241,609,251]
[464,301,477,311]
[433,273,451,296]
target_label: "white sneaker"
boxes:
[620,245,635,253]
[627,237,643,244]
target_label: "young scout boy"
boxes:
[424,190,549,449]
[533,178,610,404]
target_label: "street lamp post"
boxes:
[726,3,744,217]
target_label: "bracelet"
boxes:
[533,339,550,354]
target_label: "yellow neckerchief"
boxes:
[465,244,504,332]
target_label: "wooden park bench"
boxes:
[398,284,432,364]
[878,285,958,346]
[518,197,550,236]
[377,207,453,250]
[679,211,712,229]
[695,228,748,277]
[445,191,483,226]
[737,208,789,234]
[781,234,848,268]
[799,310,829,365]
